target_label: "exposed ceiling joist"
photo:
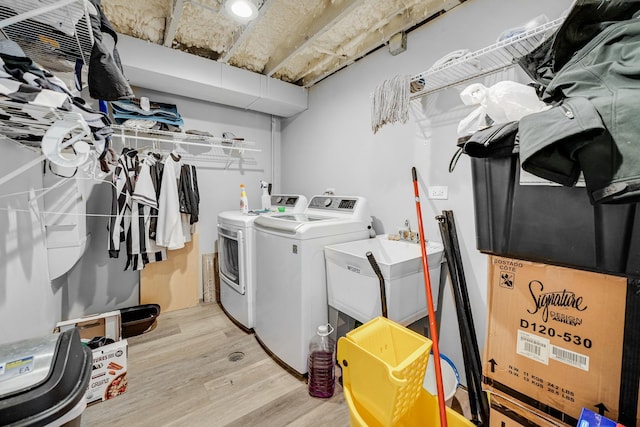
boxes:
[220,0,274,63]
[101,0,465,90]
[264,0,362,77]
[163,0,185,46]
[299,5,411,86]
[187,0,219,15]
[300,2,452,87]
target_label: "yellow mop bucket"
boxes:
[337,316,474,427]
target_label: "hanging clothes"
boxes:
[148,153,164,241]
[179,163,200,225]
[109,149,200,266]
[177,163,198,242]
[155,152,185,250]
[190,165,200,219]
[130,155,167,270]
[107,147,138,260]
[108,148,171,271]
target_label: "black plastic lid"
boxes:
[0,328,92,426]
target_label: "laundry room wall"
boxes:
[0,143,63,345]
[0,86,278,341]
[281,0,573,386]
[61,87,278,319]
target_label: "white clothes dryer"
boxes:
[217,195,307,331]
[253,195,372,375]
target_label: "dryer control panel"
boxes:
[308,196,358,212]
[272,195,301,207]
[270,194,308,212]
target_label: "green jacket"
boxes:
[519,2,640,204]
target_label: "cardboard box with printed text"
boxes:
[482,256,635,425]
[85,340,128,403]
[54,311,128,404]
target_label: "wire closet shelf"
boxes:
[111,124,262,168]
[0,0,94,71]
[0,0,95,186]
[409,17,563,100]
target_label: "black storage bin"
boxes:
[471,155,640,276]
[0,328,92,426]
[120,304,160,338]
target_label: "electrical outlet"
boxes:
[427,186,448,200]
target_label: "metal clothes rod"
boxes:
[112,125,261,153]
[114,132,261,152]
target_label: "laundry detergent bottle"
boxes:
[307,324,335,398]
[240,184,249,214]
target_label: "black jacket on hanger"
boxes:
[179,164,199,224]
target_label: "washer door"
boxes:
[218,226,245,295]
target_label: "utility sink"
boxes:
[324,235,444,325]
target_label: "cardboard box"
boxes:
[482,256,634,425]
[85,340,128,403]
[489,393,568,427]
[54,311,128,404]
[55,311,121,341]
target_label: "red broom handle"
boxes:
[412,167,448,427]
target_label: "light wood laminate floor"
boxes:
[82,302,470,426]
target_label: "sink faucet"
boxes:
[399,219,419,243]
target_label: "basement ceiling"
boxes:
[101,0,464,88]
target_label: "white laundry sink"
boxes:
[324,235,444,325]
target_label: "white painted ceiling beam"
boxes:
[163,0,186,47]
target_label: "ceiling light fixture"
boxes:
[224,0,259,22]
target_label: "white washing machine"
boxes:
[253,195,372,375]
[217,194,307,331]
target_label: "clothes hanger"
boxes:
[169,147,182,161]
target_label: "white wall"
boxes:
[281,0,573,386]
[0,143,62,344]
